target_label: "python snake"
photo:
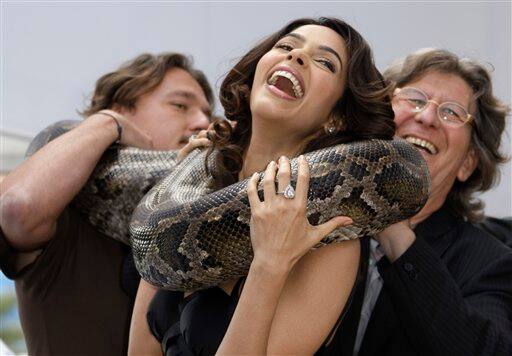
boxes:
[28,120,430,291]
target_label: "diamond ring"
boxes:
[277,184,295,199]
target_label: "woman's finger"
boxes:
[196,129,209,139]
[295,155,310,202]
[276,156,291,195]
[311,216,353,245]
[263,161,277,202]
[176,138,211,162]
[226,119,237,129]
[247,172,262,208]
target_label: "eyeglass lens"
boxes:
[397,88,469,125]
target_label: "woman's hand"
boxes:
[176,119,238,161]
[246,155,353,273]
[176,127,212,161]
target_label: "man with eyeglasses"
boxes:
[344,48,512,355]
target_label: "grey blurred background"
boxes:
[2,1,510,217]
[0,1,510,353]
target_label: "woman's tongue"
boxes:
[274,77,296,98]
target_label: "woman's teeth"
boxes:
[268,70,304,99]
[405,136,438,154]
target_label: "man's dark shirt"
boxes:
[0,208,133,355]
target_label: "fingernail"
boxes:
[340,217,353,226]
[252,172,258,179]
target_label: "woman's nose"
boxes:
[287,49,307,66]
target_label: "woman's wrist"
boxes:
[250,255,293,282]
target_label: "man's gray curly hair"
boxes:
[384,48,510,222]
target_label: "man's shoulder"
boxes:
[454,219,511,257]
[474,216,512,248]
[446,219,512,279]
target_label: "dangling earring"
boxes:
[326,123,336,134]
[325,117,338,134]
[324,114,345,135]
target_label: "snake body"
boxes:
[29,120,430,291]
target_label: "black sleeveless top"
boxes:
[147,237,370,356]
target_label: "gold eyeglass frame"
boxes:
[394,87,474,127]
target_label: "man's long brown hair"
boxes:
[81,53,214,117]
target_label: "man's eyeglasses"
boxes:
[393,87,473,127]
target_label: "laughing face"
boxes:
[393,71,478,222]
[249,24,348,141]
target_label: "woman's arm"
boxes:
[128,280,162,356]
[217,156,356,355]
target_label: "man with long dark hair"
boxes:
[0,52,213,355]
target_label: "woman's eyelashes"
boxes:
[316,58,336,73]
[274,42,336,73]
[275,42,294,51]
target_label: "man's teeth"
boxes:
[268,70,304,98]
[405,136,438,154]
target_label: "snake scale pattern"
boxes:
[28,120,430,291]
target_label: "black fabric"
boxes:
[344,205,512,356]
[0,225,18,278]
[148,290,184,342]
[147,239,370,355]
[476,216,512,248]
[121,251,142,299]
[148,283,241,356]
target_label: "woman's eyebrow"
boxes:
[285,32,343,68]
[318,45,342,67]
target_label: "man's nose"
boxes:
[415,103,440,128]
[188,110,210,131]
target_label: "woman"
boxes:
[129,17,395,355]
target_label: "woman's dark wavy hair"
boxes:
[207,17,395,189]
[384,48,510,222]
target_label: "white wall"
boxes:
[2,1,511,217]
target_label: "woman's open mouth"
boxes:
[266,68,305,100]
